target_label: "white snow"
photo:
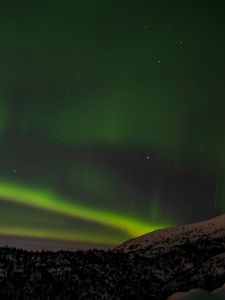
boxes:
[115,214,225,252]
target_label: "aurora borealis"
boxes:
[0,1,225,250]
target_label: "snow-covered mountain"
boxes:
[115,214,225,252]
[1,215,225,299]
[115,214,225,298]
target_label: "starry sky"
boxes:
[0,0,225,250]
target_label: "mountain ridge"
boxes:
[114,214,225,252]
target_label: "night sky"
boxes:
[0,1,225,250]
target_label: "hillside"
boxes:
[0,215,225,299]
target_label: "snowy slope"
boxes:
[115,214,225,252]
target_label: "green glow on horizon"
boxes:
[0,181,166,239]
[0,226,122,245]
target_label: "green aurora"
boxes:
[0,1,224,249]
[0,181,164,238]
